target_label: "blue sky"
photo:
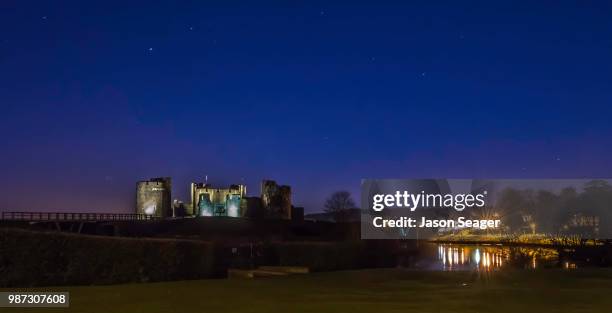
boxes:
[1,1,611,212]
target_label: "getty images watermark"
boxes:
[360,179,612,239]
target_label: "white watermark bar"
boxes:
[0,292,70,307]
[361,179,612,239]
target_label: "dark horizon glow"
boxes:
[1,1,612,213]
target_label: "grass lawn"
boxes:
[3,268,612,313]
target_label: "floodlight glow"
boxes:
[144,204,156,215]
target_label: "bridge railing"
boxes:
[0,211,156,222]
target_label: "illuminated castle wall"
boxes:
[190,183,247,217]
[136,177,172,218]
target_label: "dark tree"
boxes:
[324,191,356,222]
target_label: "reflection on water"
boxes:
[438,246,505,270]
[425,244,571,271]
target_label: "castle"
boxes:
[136,178,302,220]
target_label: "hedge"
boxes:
[0,228,215,287]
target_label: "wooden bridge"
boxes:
[1,211,154,222]
[0,211,158,234]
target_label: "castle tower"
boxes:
[261,180,292,220]
[136,177,172,218]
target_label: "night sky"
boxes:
[1,1,612,213]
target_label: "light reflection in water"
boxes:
[436,244,562,271]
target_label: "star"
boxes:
[148,47,153,52]
[189,26,194,31]
[421,72,426,77]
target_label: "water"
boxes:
[415,243,579,271]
